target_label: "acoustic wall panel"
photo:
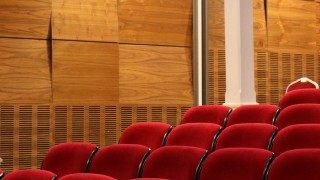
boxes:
[0,0,51,39]
[52,40,119,103]
[119,44,193,104]
[0,38,52,103]
[118,0,192,46]
[52,0,119,42]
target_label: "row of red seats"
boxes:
[1,121,319,180]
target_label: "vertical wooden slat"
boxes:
[152,107,162,123]
[218,50,226,105]
[37,105,50,169]
[256,51,267,103]
[269,52,280,105]
[105,106,117,145]
[136,107,148,123]
[88,106,100,146]
[207,50,215,104]
[166,107,178,127]
[282,53,291,94]
[0,105,14,172]
[19,106,32,170]
[71,106,84,142]
[54,106,67,145]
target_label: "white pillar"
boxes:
[223,0,257,108]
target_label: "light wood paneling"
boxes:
[52,41,119,103]
[0,38,51,103]
[253,0,267,50]
[268,0,316,52]
[0,0,51,39]
[52,0,119,42]
[208,0,225,49]
[118,0,192,46]
[119,44,193,104]
[317,2,320,51]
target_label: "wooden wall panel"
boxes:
[0,38,51,103]
[118,0,193,46]
[268,0,316,52]
[52,41,119,103]
[253,0,267,50]
[317,2,320,51]
[0,0,51,39]
[207,0,225,49]
[119,44,193,104]
[52,0,119,42]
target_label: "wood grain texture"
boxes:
[317,2,320,51]
[118,0,192,46]
[0,0,51,39]
[52,41,119,103]
[52,0,119,42]
[119,44,193,104]
[0,38,51,103]
[268,0,316,52]
[253,0,267,50]
[208,0,225,49]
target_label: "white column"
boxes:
[223,0,257,108]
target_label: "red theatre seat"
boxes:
[286,77,318,93]
[0,169,4,179]
[225,104,279,126]
[41,142,98,178]
[181,105,232,126]
[140,146,207,180]
[215,123,278,150]
[275,104,320,130]
[271,124,320,156]
[119,122,172,151]
[2,170,56,180]
[165,123,221,152]
[88,144,150,179]
[279,89,320,109]
[59,173,116,180]
[267,149,320,180]
[199,148,274,180]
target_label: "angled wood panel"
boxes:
[52,0,119,42]
[253,0,267,50]
[0,38,51,103]
[52,41,119,103]
[119,44,193,104]
[0,0,51,39]
[118,0,192,46]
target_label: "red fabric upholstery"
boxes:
[226,105,279,126]
[41,142,98,178]
[275,104,320,130]
[215,123,277,150]
[141,146,207,180]
[200,148,273,180]
[2,170,56,180]
[119,122,171,151]
[59,173,116,180]
[0,169,4,178]
[279,89,320,109]
[182,105,231,126]
[131,178,170,180]
[267,149,320,180]
[272,124,320,156]
[286,78,318,93]
[89,144,150,179]
[165,123,221,151]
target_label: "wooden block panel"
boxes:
[0,38,51,103]
[208,0,225,49]
[120,44,193,104]
[268,0,316,52]
[52,41,119,103]
[0,0,51,39]
[118,0,192,46]
[253,0,267,50]
[52,0,118,42]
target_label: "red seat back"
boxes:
[119,122,172,151]
[182,105,231,126]
[41,142,98,178]
[89,144,150,179]
[166,123,221,152]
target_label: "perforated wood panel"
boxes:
[0,106,14,172]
